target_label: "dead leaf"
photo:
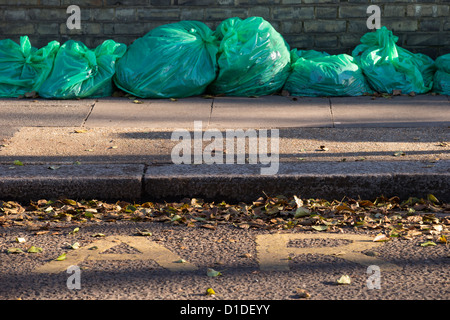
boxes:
[336,275,351,285]
[91,233,105,237]
[7,248,24,254]
[295,289,311,299]
[293,195,303,208]
[359,200,375,207]
[427,194,439,204]
[311,225,328,231]
[24,91,38,98]
[393,151,406,157]
[373,233,390,242]
[207,268,222,277]
[420,241,436,247]
[205,288,216,296]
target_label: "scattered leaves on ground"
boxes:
[0,194,448,243]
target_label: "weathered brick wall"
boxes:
[0,0,449,58]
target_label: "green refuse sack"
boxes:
[0,36,59,98]
[38,39,126,99]
[114,21,218,99]
[352,26,435,94]
[433,54,450,95]
[283,49,372,97]
[207,17,291,97]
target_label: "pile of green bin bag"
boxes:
[114,20,218,99]
[352,26,435,94]
[283,49,372,97]
[432,54,450,95]
[39,39,126,99]
[0,18,448,99]
[0,36,59,97]
[207,17,291,97]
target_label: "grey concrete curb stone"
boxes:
[0,164,144,202]
[1,161,449,203]
[144,161,450,203]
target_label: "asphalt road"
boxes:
[1,220,449,303]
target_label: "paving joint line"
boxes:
[81,100,97,127]
[141,163,149,199]
[328,97,335,128]
[206,98,214,129]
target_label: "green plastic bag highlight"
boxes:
[114,21,218,99]
[352,26,435,94]
[208,17,291,97]
[0,36,59,97]
[283,49,372,97]
[433,54,450,95]
[39,39,126,99]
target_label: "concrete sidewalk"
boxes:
[0,94,449,202]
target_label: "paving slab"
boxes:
[330,95,450,127]
[84,97,212,128]
[0,127,448,165]
[209,95,333,128]
[0,99,95,143]
[0,98,95,127]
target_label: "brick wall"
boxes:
[0,0,448,58]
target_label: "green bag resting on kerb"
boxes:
[114,21,218,99]
[39,39,126,99]
[433,54,450,95]
[208,17,291,97]
[283,49,373,97]
[0,36,59,97]
[352,27,435,94]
